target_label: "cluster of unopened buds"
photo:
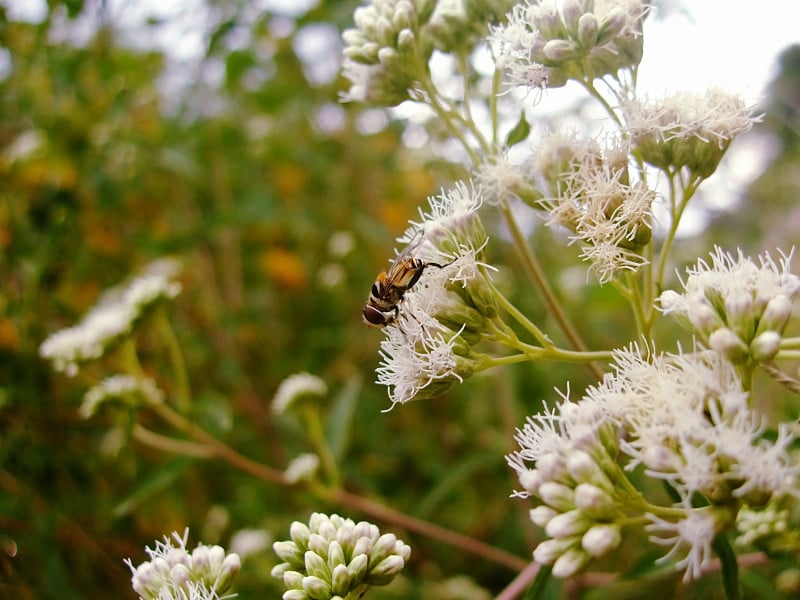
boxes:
[272,512,411,600]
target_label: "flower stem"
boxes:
[143,402,528,572]
[498,200,604,379]
[712,533,741,600]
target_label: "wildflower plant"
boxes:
[35,1,800,599]
[339,0,799,596]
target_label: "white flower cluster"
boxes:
[272,513,411,600]
[80,374,164,418]
[536,134,654,283]
[623,89,757,177]
[508,344,799,581]
[39,273,181,376]
[489,0,648,91]
[125,529,240,600]
[340,0,429,105]
[272,372,328,415]
[660,247,799,364]
[376,182,497,406]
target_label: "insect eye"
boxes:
[371,281,381,297]
[362,305,387,326]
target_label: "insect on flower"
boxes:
[362,233,449,327]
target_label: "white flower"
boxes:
[489,0,648,93]
[537,136,654,283]
[271,372,327,415]
[126,529,240,600]
[622,89,758,176]
[283,453,321,484]
[81,375,164,418]
[39,272,181,376]
[659,247,799,361]
[228,529,272,559]
[373,182,497,406]
[647,507,722,582]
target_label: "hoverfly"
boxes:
[362,233,448,327]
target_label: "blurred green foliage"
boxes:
[0,1,798,599]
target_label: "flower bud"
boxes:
[530,505,559,527]
[574,483,616,520]
[533,537,578,565]
[304,550,330,581]
[274,540,303,565]
[551,546,590,578]
[596,8,626,43]
[538,481,575,512]
[581,523,621,557]
[366,555,406,585]
[347,553,369,585]
[283,590,309,600]
[543,39,580,62]
[757,294,793,334]
[577,13,599,47]
[750,331,781,361]
[686,301,724,338]
[518,468,543,495]
[545,510,592,539]
[330,564,351,596]
[302,575,331,600]
[708,327,749,364]
[725,289,756,342]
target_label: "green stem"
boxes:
[144,402,528,572]
[153,307,191,413]
[488,280,553,348]
[712,533,741,600]
[497,200,604,380]
[648,170,703,327]
[301,405,341,488]
[523,563,552,600]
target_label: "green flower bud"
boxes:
[366,555,406,585]
[274,541,304,566]
[330,564,351,596]
[725,289,756,342]
[302,575,331,600]
[283,570,304,589]
[304,551,330,581]
[347,554,369,586]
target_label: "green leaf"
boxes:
[505,111,531,147]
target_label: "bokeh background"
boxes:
[1,1,798,598]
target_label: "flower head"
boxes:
[622,89,758,177]
[659,247,799,363]
[272,372,328,415]
[374,182,496,407]
[489,0,649,93]
[81,375,164,418]
[125,529,240,600]
[535,134,654,283]
[340,0,431,105]
[646,506,732,582]
[272,513,411,599]
[39,271,181,376]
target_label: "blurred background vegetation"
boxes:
[0,1,797,598]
